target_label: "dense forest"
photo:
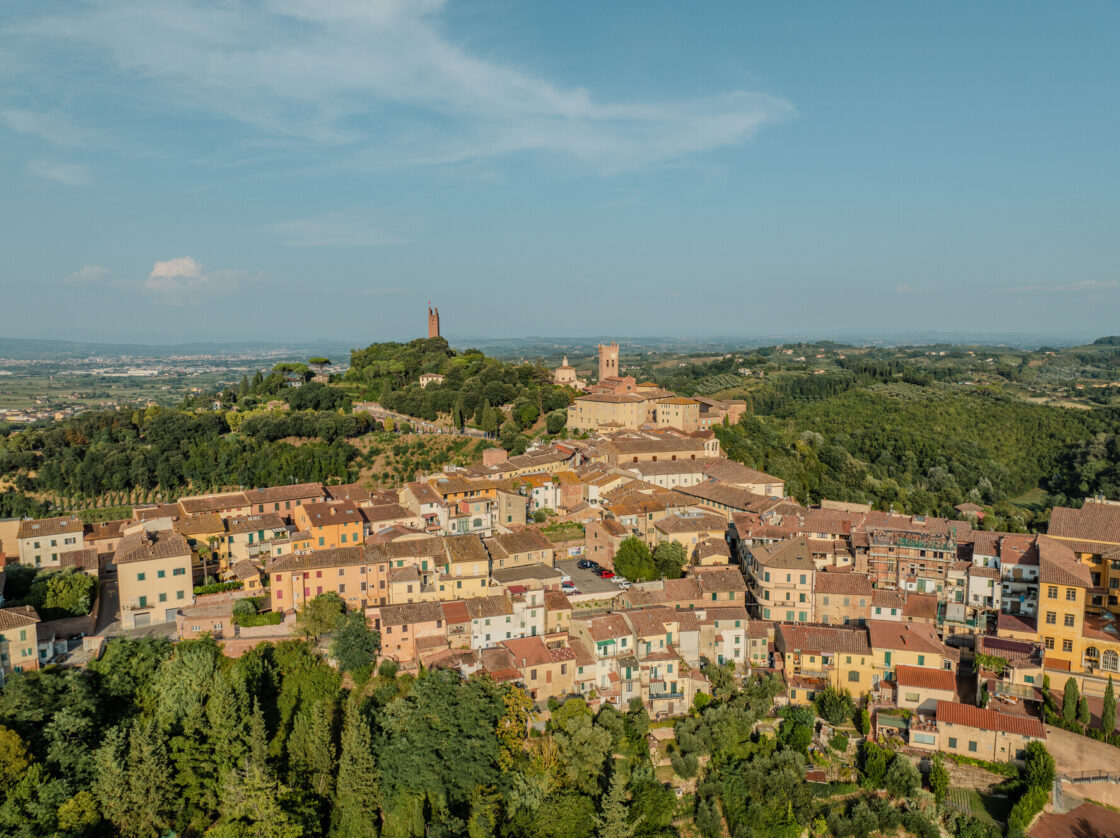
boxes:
[0,633,1045,838]
[0,407,366,502]
[344,337,572,430]
[716,383,1120,526]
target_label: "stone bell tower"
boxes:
[427,304,440,339]
[597,341,619,382]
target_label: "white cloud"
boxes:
[12,0,794,171]
[991,279,1119,295]
[271,211,406,247]
[26,160,89,186]
[145,256,249,304]
[65,265,112,284]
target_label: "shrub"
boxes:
[194,581,243,595]
[829,732,850,753]
[233,611,283,628]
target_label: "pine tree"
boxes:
[208,670,249,772]
[289,700,337,799]
[1104,676,1116,736]
[332,703,381,837]
[596,771,638,838]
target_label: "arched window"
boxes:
[1103,649,1120,673]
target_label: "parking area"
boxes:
[557,558,629,596]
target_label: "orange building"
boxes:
[268,546,389,612]
[294,501,364,550]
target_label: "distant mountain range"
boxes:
[0,336,360,361]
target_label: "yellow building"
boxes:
[867,621,948,688]
[16,515,85,567]
[115,530,194,628]
[294,501,364,550]
[744,536,816,623]
[775,624,875,703]
[0,606,41,681]
[567,393,650,432]
[654,397,700,432]
[1047,499,1120,614]
[1036,537,1093,671]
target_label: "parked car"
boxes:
[577,559,598,570]
[616,581,631,591]
[597,569,616,579]
[613,575,629,585]
[561,583,579,595]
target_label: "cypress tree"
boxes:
[332,703,381,837]
[1062,677,1080,724]
[1104,676,1116,736]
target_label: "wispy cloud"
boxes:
[991,279,1119,295]
[145,256,250,304]
[65,265,113,285]
[271,211,407,247]
[2,108,92,147]
[12,0,794,172]
[26,160,89,186]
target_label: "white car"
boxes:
[614,576,629,586]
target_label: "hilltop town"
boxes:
[1,312,1119,837]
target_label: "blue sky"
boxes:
[2,1,1118,344]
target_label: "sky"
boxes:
[2,1,1119,345]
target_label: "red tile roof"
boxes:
[935,700,1045,738]
[895,664,956,693]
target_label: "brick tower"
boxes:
[427,304,440,339]
[597,342,619,382]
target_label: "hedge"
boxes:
[193,581,244,595]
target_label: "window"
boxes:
[823,596,830,606]
[884,651,892,665]
[1044,637,1055,650]
[1064,614,1075,627]
[319,537,325,546]
[339,584,346,594]
[1062,639,1073,653]
[948,737,957,749]
[1047,586,1058,599]
[173,567,185,576]
[917,654,925,666]
[159,593,167,603]
[138,596,148,607]
[157,569,166,579]
[1045,612,1056,625]
[848,671,860,682]
[968,741,977,753]
[1066,588,1077,601]
[177,590,185,600]
[137,572,146,581]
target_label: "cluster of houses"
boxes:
[4,361,1120,758]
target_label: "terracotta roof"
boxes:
[702,458,782,487]
[379,601,444,626]
[872,589,905,610]
[179,492,249,515]
[695,567,747,593]
[777,624,871,656]
[371,537,446,561]
[441,600,471,624]
[244,483,324,504]
[597,519,628,537]
[654,512,727,535]
[464,595,513,619]
[86,519,127,541]
[444,534,489,565]
[902,594,939,620]
[501,635,557,668]
[867,621,943,655]
[484,530,553,559]
[324,483,373,502]
[267,545,368,573]
[174,513,225,536]
[1048,499,1120,546]
[814,571,873,597]
[935,700,1044,738]
[749,536,814,569]
[114,530,191,564]
[585,613,632,641]
[969,564,1001,579]
[360,504,416,524]
[1037,535,1093,588]
[17,515,84,539]
[226,513,286,535]
[895,664,956,692]
[0,605,40,630]
[59,547,99,572]
[544,591,572,611]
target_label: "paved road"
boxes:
[95,576,119,635]
[557,558,628,596]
